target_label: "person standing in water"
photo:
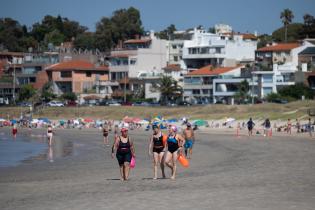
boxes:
[148,124,166,179]
[47,124,53,146]
[112,127,135,181]
[183,123,195,159]
[164,125,185,180]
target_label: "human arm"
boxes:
[148,135,153,156]
[111,137,118,158]
[130,139,136,157]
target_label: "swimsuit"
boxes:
[184,139,193,149]
[103,129,109,137]
[153,133,164,154]
[116,136,132,165]
[167,134,179,153]
[12,128,17,135]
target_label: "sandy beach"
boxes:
[0,127,315,210]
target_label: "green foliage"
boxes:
[19,84,36,101]
[95,7,143,51]
[44,29,65,46]
[280,8,294,42]
[156,24,177,40]
[60,92,77,101]
[300,14,315,39]
[73,32,96,49]
[156,76,183,104]
[234,80,250,103]
[272,23,303,42]
[278,83,313,99]
[257,34,273,48]
[41,82,56,102]
[266,92,282,102]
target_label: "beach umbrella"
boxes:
[132,118,141,123]
[193,119,208,127]
[123,116,133,123]
[10,119,17,124]
[225,118,236,125]
[31,119,39,124]
[84,118,94,123]
[0,118,6,122]
[166,118,178,123]
[73,120,80,125]
[38,118,51,123]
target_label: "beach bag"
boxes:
[130,156,136,168]
[162,134,168,146]
[177,154,189,168]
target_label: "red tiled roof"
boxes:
[124,39,151,44]
[163,64,182,72]
[241,33,257,40]
[46,60,109,71]
[187,65,240,76]
[257,43,300,52]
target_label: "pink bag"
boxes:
[130,156,136,168]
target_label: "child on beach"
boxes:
[148,124,166,179]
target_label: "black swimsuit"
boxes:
[103,129,109,137]
[167,134,179,153]
[116,137,132,165]
[153,133,164,154]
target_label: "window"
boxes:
[172,45,177,49]
[60,71,72,78]
[192,89,200,94]
[202,89,209,94]
[130,59,137,65]
[86,72,92,77]
[263,74,273,83]
[30,77,36,83]
[174,56,178,61]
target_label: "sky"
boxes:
[1,0,315,35]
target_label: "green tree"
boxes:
[44,29,65,46]
[280,9,294,42]
[74,32,96,49]
[257,34,273,48]
[156,24,177,40]
[272,23,303,42]
[234,80,250,103]
[41,82,56,102]
[300,14,315,39]
[95,7,143,51]
[156,76,183,104]
[0,18,27,51]
[61,92,77,101]
[278,83,313,99]
[19,84,36,101]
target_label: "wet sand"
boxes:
[0,128,315,210]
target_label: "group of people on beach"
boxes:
[110,123,195,181]
[246,117,314,137]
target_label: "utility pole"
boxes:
[124,72,127,103]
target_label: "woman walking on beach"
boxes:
[148,124,166,179]
[164,125,185,180]
[263,118,271,137]
[102,124,109,146]
[47,124,53,146]
[247,118,255,136]
[112,127,135,181]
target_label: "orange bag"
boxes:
[162,134,168,146]
[177,154,189,168]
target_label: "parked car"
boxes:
[17,102,32,107]
[177,101,192,106]
[47,101,64,107]
[271,99,288,104]
[66,101,77,106]
[108,100,121,106]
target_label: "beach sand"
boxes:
[0,128,315,210]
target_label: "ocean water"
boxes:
[0,131,74,167]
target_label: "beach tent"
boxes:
[193,119,208,127]
[0,118,6,122]
[84,118,94,123]
[38,118,51,124]
[10,119,17,124]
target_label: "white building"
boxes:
[183,65,243,104]
[254,41,314,98]
[182,28,257,70]
[166,40,184,66]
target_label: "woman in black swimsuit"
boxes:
[164,125,185,180]
[148,124,166,179]
[102,124,109,146]
[112,127,135,181]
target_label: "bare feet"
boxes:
[170,176,176,180]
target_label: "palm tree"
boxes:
[234,80,250,103]
[157,75,183,104]
[280,9,294,42]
